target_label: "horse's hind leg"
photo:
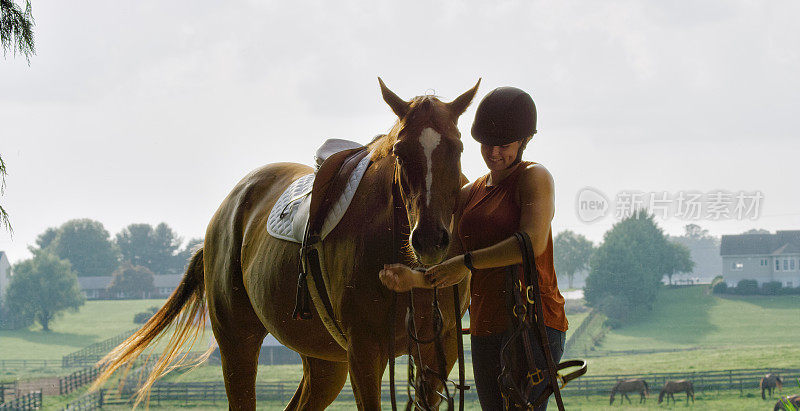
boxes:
[285,355,348,411]
[209,293,267,410]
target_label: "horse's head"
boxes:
[377,78,480,265]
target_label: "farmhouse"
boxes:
[78,273,182,299]
[720,230,800,287]
[0,251,10,306]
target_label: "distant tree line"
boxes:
[1,219,202,331]
[34,219,201,277]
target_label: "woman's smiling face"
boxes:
[480,140,523,171]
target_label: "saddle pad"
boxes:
[266,154,371,243]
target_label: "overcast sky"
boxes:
[2,0,799,264]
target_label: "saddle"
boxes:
[292,140,372,344]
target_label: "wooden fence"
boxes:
[0,359,63,371]
[62,328,137,367]
[0,381,17,404]
[0,391,42,410]
[104,367,800,405]
[62,389,104,411]
[59,366,100,395]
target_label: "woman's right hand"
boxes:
[379,263,420,292]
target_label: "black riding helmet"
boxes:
[471,86,537,146]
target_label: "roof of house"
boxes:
[721,230,800,256]
[78,273,183,290]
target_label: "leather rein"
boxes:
[498,231,587,410]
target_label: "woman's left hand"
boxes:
[425,255,469,288]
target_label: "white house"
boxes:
[0,251,11,306]
[720,230,800,287]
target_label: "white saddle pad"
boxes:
[266,154,371,243]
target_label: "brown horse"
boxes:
[610,378,648,405]
[763,373,784,400]
[90,78,481,410]
[658,379,694,405]
[775,394,800,411]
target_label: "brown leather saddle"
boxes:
[292,143,372,323]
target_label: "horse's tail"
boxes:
[776,376,783,390]
[643,380,649,396]
[90,248,211,407]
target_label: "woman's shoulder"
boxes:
[516,161,554,201]
[520,161,553,184]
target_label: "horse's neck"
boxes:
[356,156,397,228]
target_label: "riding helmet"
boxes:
[471,87,537,146]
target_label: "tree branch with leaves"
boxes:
[1,0,35,63]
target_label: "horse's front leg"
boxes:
[347,332,390,410]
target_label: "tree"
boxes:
[174,237,203,272]
[742,228,770,235]
[554,230,594,289]
[3,250,85,331]
[684,223,710,240]
[115,223,183,274]
[1,0,36,63]
[35,226,59,249]
[47,219,120,277]
[0,154,9,233]
[668,224,720,283]
[663,241,694,285]
[584,210,676,325]
[107,263,155,299]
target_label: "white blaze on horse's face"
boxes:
[418,128,441,207]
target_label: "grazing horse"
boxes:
[775,394,800,411]
[763,373,784,400]
[91,78,481,410]
[658,380,694,405]
[610,378,648,405]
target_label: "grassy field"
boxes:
[587,286,800,374]
[5,286,799,410]
[0,299,167,361]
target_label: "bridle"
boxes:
[388,153,468,411]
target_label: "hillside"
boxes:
[586,285,800,374]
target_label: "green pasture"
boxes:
[588,285,800,374]
[0,299,167,361]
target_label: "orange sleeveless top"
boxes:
[459,162,568,336]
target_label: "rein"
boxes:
[498,231,587,410]
[388,159,467,411]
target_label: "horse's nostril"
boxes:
[437,230,450,250]
[410,231,423,251]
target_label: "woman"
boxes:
[380,86,568,410]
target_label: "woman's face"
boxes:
[480,140,523,171]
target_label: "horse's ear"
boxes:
[378,77,410,119]
[447,78,481,118]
